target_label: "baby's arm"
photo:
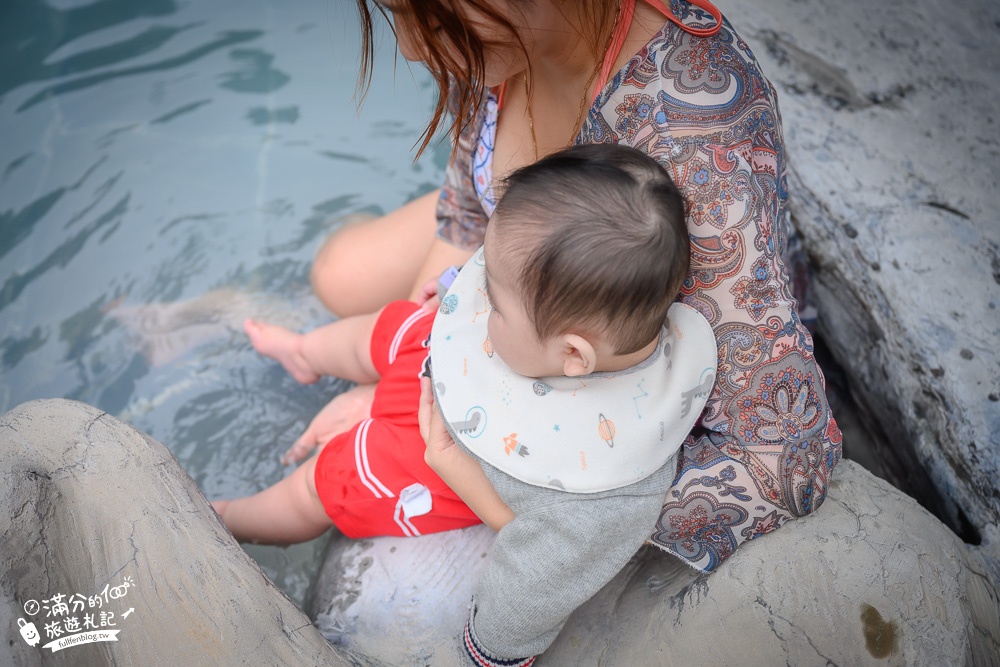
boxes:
[425,441,513,532]
[418,377,513,531]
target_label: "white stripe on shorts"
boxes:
[394,501,420,537]
[388,308,429,364]
[353,419,394,499]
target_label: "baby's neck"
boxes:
[594,334,659,373]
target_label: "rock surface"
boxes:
[314,461,1000,665]
[721,0,1000,573]
[311,525,496,665]
[2,404,998,664]
[0,399,366,666]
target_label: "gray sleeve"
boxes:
[468,456,676,659]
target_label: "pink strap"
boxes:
[648,0,723,37]
[495,82,507,110]
[592,0,638,103]
[501,0,723,113]
[591,0,723,101]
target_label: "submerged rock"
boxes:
[105,287,321,368]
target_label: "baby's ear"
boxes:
[561,334,597,377]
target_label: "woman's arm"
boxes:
[405,86,488,299]
[586,17,842,572]
[418,377,514,531]
[407,238,474,304]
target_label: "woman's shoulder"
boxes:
[591,6,780,143]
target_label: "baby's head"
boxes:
[483,144,689,378]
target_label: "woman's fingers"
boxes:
[281,384,376,464]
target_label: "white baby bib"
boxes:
[430,247,718,493]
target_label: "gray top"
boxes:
[461,445,679,659]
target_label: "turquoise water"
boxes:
[0,0,446,605]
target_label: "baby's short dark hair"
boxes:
[491,144,689,355]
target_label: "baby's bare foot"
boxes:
[244,318,320,384]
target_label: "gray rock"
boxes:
[311,461,1000,665]
[721,0,1000,573]
[310,525,496,666]
[2,405,996,665]
[551,461,999,665]
[0,398,366,666]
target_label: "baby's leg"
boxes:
[212,455,331,544]
[244,320,320,384]
[245,310,381,385]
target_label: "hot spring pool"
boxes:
[0,0,447,605]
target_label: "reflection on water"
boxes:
[0,0,446,605]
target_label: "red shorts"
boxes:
[314,301,481,538]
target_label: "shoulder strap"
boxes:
[494,82,507,111]
[647,0,722,38]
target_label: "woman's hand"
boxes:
[282,383,377,465]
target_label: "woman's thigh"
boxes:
[311,189,440,317]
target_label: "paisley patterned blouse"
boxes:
[436,1,842,572]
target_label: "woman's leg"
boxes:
[311,189,440,317]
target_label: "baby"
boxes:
[213,144,717,663]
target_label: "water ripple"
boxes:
[18,30,262,112]
[0,194,129,312]
[0,0,179,97]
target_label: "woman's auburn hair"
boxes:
[354,0,618,157]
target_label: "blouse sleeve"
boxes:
[585,16,843,572]
[435,88,491,251]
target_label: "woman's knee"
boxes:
[309,191,441,316]
[311,227,359,310]
[310,221,400,316]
